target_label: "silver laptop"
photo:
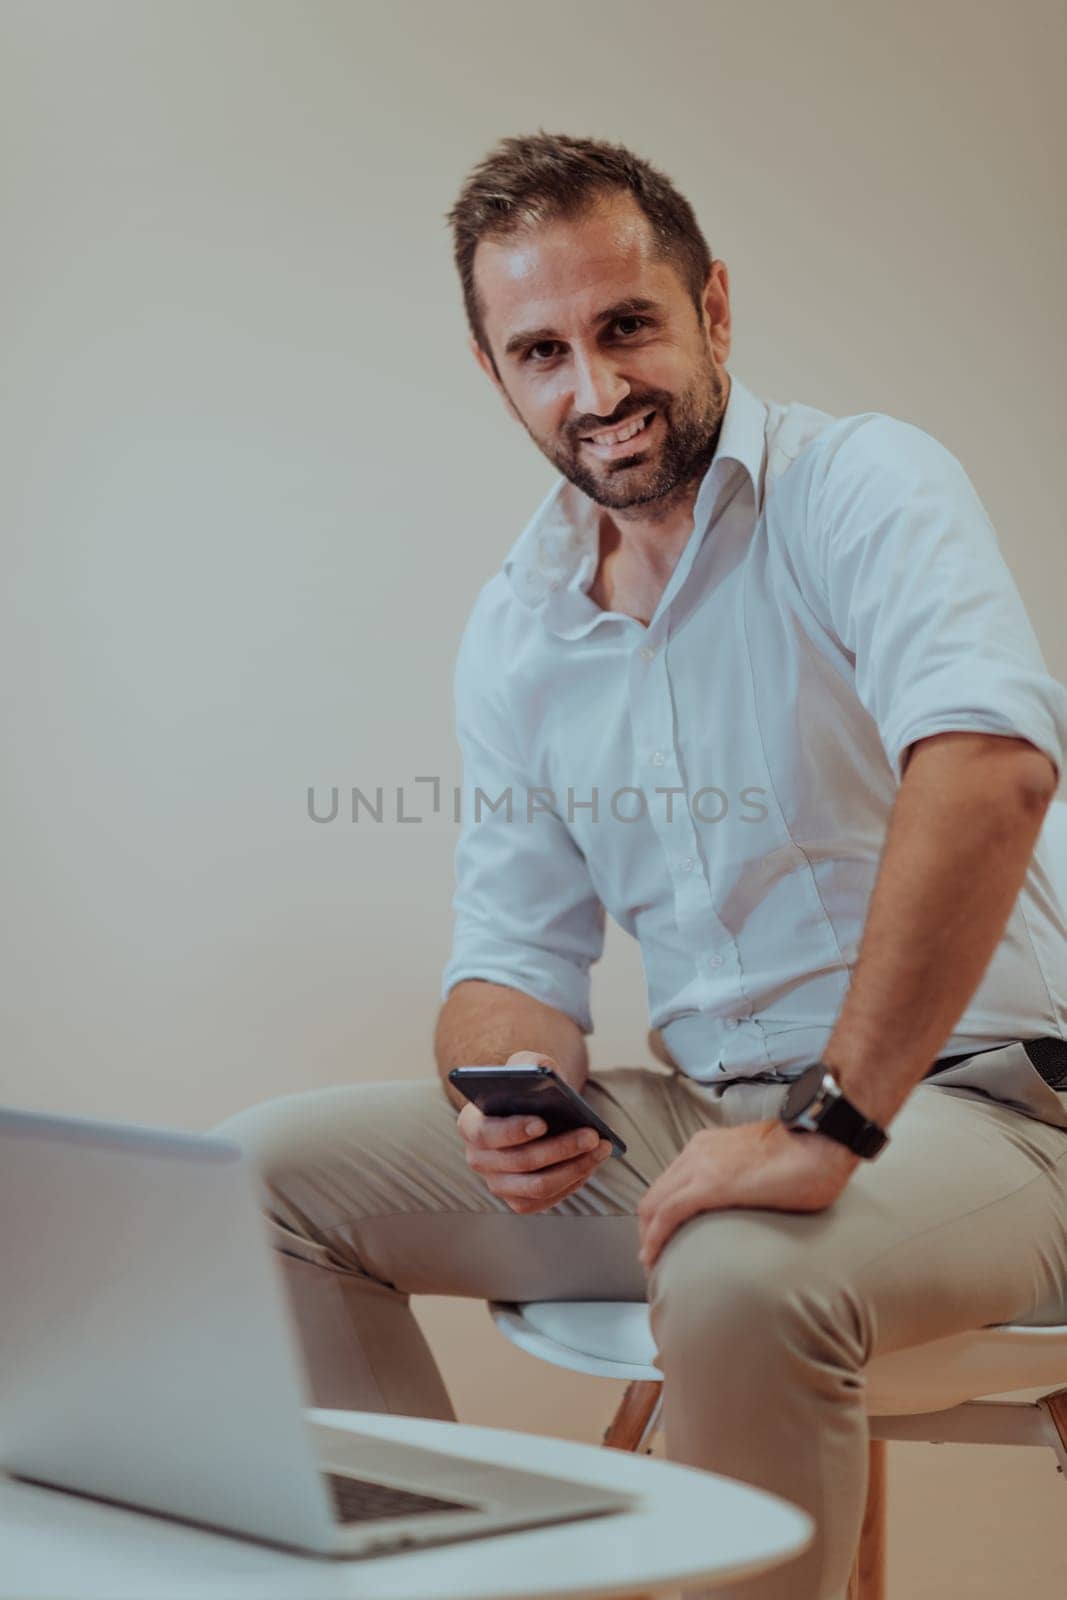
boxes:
[0,1105,634,1558]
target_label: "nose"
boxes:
[570,349,631,432]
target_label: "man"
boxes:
[216,133,1067,1599]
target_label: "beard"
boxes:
[526,350,728,516]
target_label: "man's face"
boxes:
[470,192,732,512]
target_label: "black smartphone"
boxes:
[447,1064,628,1157]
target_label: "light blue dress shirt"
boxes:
[441,375,1067,1081]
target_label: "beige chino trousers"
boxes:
[215,1042,1067,1600]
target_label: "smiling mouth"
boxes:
[581,409,659,459]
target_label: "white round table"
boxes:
[1,1408,813,1598]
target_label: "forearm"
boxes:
[823,732,1057,1131]
[433,979,590,1113]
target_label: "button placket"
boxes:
[657,704,736,980]
[630,613,738,993]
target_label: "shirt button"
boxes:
[639,645,655,662]
[708,954,724,968]
[680,857,695,872]
[650,750,666,766]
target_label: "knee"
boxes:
[648,1211,872,1378]
[212,1079,441,1196]
[212,1090,317,1180]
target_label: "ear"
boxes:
[702,259,732,365]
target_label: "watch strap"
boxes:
[817,1087,888,1158]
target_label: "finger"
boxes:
[640,1189,701,1272]
[637,1165,684,1227]
[455,1103,485,1144]
[505,1164,604,1214]
[487,1148,609,1205]
[469,1126,604,1174]
[459,1106,550,1150]
[637,1167,678,1223]
[638,1183,687,1257]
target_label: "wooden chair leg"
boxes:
[602,1379,661,1452]
[1044,1385,1067,1476]
[846,1439,887,1600]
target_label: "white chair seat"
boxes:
[488,1299,1067,1416]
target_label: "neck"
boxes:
[590,506,696,626]
[596,505,693,582]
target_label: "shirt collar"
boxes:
[502,374,769,634]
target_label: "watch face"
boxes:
[782,1063,825,1122]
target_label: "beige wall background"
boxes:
[2,1,1065,1592]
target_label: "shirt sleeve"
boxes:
[810,415,1067,786]
[439,599,606,1034]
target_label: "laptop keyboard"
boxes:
[324,1470,477,1524]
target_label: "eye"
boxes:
[522,316,650,364]
[524,341,560,365]
[613,315,648,337]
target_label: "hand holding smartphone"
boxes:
[448,1063,628,1155]
[448,1060,631,1214]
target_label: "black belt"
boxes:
[923,1037,1067,1092]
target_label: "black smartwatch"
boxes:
[779,1063,889,1160]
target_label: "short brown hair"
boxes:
[445,130,713,377]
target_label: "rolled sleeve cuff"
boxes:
[440,946,595,1035]
[885,673,1067,787]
